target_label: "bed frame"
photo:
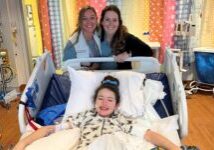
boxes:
[18,48,188,139]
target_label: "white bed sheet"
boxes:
[23,115,180,150]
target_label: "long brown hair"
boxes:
[100,5,128,55]
[71,6,99,44]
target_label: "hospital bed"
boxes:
[18,48,187,147]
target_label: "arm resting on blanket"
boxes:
[14,120,73,150]
[144,130,181,150]
[13,126,55,150]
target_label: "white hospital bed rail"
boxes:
[163,49,188,138]
[18,53,55,134]
[63,56,161,73]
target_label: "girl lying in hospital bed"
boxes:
[14,75,181,150]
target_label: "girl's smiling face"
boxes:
[95,88,118,117]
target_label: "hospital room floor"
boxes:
[0,92,213,150]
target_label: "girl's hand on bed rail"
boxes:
[114,52,131,63]
[81,63,100,70]
[90,63,100,70]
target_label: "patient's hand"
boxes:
[55,122,73,132]
[89,63,100,70]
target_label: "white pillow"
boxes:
[63,68,107,119]
[111,71,146,116]
[63,67,165,119]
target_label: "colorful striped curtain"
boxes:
[121,0,144,41]
[63,0,78,39]
[121,0,134,33]
[26,0,214,68]
[174,0,192,66]
[77,0,90,11]
[106,0,122,10]
[48,0,64,68]
[76,0,106,20]
[189,0,203,48]
[149,0,164,62]
[89,0,106,20]
[200,0,214,48]
[160,0,176,63]
[132,0,149,41]
[122,0,149,41]
[149,0,164,43]
[140,0,150,42]
[174,0,192,50]
[59,1,66,48]
[149,0,176,63]
[38,0,53,56]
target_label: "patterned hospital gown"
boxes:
[66,109,150,149]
